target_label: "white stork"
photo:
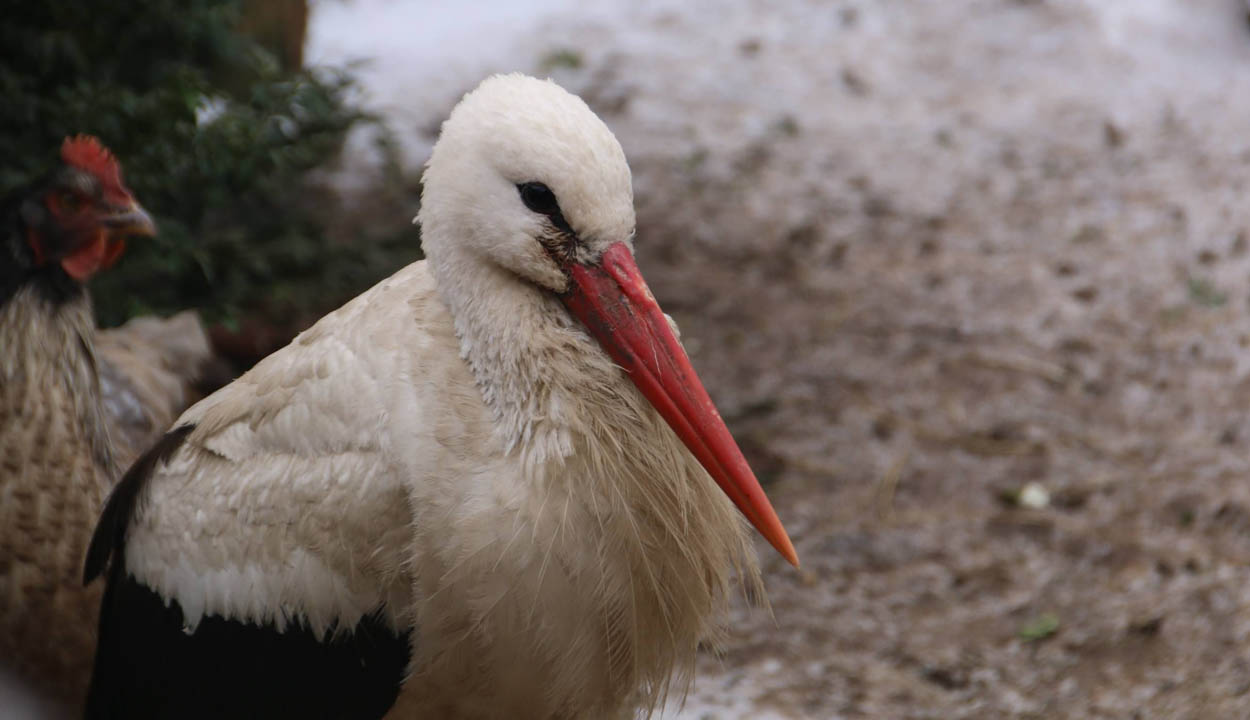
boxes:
[83,74,797,720]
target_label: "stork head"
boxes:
[421,74,798,567]
[20,136,157,282]
[421,74,635,293]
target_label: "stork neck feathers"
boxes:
[431,253,589,462]
[429,253,762,713]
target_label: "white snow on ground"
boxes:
[308,1,1250,717]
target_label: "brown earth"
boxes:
[532,1,1250,717]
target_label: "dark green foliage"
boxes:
[0,0,422,328]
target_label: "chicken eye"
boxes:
[517,182,559,216]
[58,191,83,212]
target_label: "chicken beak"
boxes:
[559,242,799,566]
[103,201,157,239]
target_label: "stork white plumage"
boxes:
[83,74,797,720]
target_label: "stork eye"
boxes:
[518,182,559,216]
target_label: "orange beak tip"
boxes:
[757,511,799,567]
[781,540,800,568]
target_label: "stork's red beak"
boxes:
[560,242,799,567]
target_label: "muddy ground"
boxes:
[313,0,1250,717]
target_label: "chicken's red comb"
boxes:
[60,135,130,203]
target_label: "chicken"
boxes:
[83,75,795,720]
[0,136,158,710]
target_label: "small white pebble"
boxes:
[1019,482,1050,509]
[760,658,782,675]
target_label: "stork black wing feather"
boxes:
[83,424,193,585]
[83,424,412,719]
[86,572,411,720]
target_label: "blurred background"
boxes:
[8,0,1250,717]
